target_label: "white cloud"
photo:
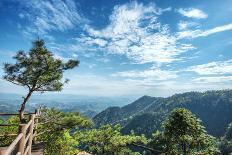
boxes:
[177,21,199,30]
[197,23,232,37]
[80,2,193,64]
[178,8,208,19]
[186,60,232,75]
[78,37,107,47]
[53,53,74,62]
[177,30,201,39]
[2,1,232,97]
[112,67,177,81]
[18,0,87,34]
[177,23,232,39]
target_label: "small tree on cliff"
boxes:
[164,108,218,155]
[3,39,79,122]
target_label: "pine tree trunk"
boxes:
[19,90,33,123]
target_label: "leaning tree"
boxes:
[3,39,79,122]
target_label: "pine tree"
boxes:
[163,108,218,155]
[3,39,79,122]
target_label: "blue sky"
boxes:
[0,0,231,97]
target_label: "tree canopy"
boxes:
[75,124,147,155]
[163,108,218,155]
[37,107,92,155]
[3,39,79,121]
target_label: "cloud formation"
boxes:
[186,60,232,86]
[178,8,208,19]
[112,67,177,81]
[18,0,86,34]
[9,0,231,96]
[177,23,232,39]
[80,2,194,64]
[177,21,199,30]
[187,59,232,75]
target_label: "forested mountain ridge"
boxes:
[93,95,159,126]
[93,89,232,137]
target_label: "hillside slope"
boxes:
[93,90,232,137]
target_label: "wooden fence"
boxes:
[0,109,41,155]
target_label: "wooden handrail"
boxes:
[24,146,30,155]
[0,109,41,155]
[28,114,35,155]
[25,120,32,131]
[25,133,31,146]
[4,133,23,155]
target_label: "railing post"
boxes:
[35,109,38,115]
[33,118,38,144]
[28,114,35,155]
[33,109,40,144]
[17,124,27,155]
[36,108,41,116]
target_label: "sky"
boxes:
[0,0,231,97]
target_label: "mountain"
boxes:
[0,93,136,118]
[93,89,232,137]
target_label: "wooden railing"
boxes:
[0,109,41,155]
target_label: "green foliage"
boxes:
[163,108,218,155]
[219,139,232,155]
[0,108,92,155]
[38,107,92,132]
[225,123,232,141]
[3,39,79,92]
[75,124,147,155]
[0,116,19,146]
[36,107,92,155]
[219,122,232,154]
[43,130,79,155]
[148,131,168,153]
[2,39,79,120]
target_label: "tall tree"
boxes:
[163,108,218,155]
[3,39,79,122]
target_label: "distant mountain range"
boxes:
[0,93,136,118]
[93,89,232,137]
